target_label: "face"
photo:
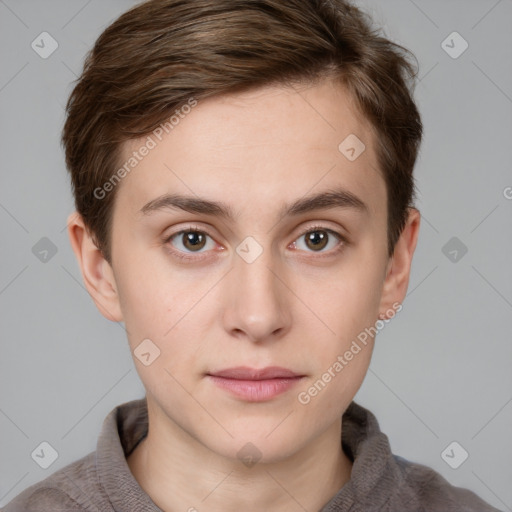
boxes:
[78,78,410,463]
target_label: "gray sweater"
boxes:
[3,398,502,511]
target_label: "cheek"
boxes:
[301,255,384,339]
[115,265,211,396]
[113,254,174,345]
[115,254,219,354]
[295,333,373,439]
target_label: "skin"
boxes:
[68,77,420,512]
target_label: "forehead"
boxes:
[115,78,384,222]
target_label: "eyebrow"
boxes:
[139,187,369,220]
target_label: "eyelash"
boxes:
[163,224,348,262]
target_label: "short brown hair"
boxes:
[62,0,422,264]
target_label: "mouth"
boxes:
[206,366,305,402]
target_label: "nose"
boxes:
[222,239,291,344]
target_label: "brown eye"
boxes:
[292,226,345,255]
[166,227,216,259]
[181,230,207,251]
[304,230,329,251]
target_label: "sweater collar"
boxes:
[96,397,401,512]
[321,400,403,510]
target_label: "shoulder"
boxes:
[2,487,85,512]
[392,454,503,512]
[2,452,109,512]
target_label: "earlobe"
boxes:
[66,211,123,322]
[378,208,421,318]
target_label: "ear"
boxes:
[378,207,421,318]
[66,211,123,322]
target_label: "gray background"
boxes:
[0,0,511,510]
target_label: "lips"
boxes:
[208,366,302,380]
[206,366,305,402]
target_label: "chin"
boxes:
[199,420,310,466]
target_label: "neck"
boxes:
[127,402,353,512]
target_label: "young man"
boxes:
[4,0,502,511]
